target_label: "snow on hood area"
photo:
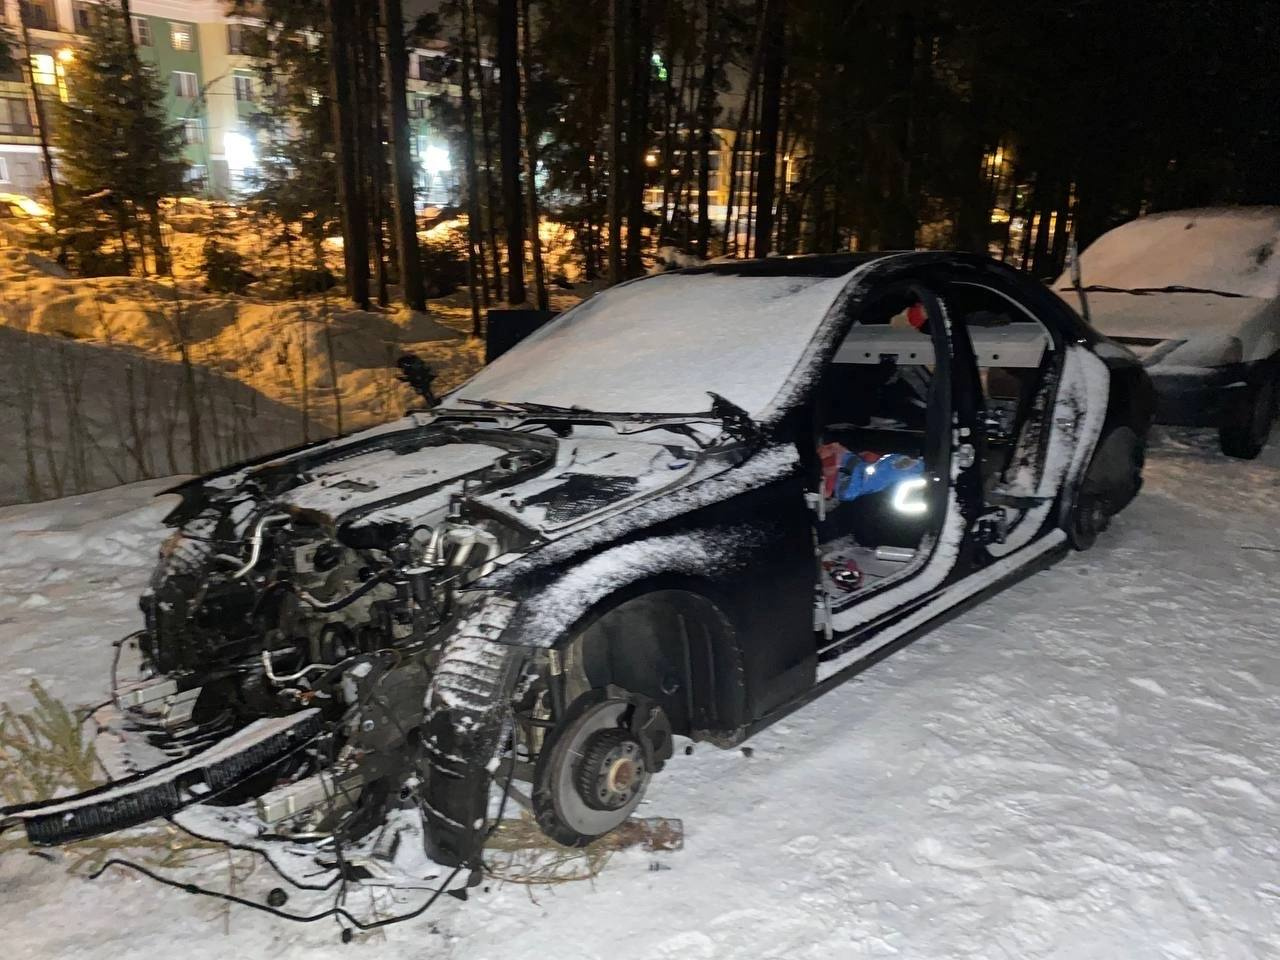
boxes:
[3,431,1280,958]
[1056,207,1280,300]
[452,270,855,417]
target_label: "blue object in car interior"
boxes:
[837,452,925,502]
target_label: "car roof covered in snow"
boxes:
[452,258,903,419]
[1056,207,1280,300]
[677,251,899,278]
[451,251,1030,421]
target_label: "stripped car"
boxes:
[2,252,1153,872]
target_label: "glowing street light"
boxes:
[423,144,450,176]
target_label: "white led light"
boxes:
[892,477,928,515]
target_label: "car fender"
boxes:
[547,580,749,739]
[1236,300,1280,362]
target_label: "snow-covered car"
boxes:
[2,253,1153,872]
[1055,207,1280,458]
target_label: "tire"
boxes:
[1065,426,1143,551]
[1066,491,1107,551]
[1219,374,1277,460]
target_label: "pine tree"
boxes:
[55,5,185,275]
[238,5,338,268]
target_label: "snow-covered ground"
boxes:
[1,428,1278,958]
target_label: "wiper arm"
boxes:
[1130,285,1247,299]
[707,392,763,446]
[1078,283,1248,299]
[1078,284,1150,295]
[452,397,593,416]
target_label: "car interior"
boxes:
[813,280,1057,606]
[944,281,1056,502]
[814,287,944,605]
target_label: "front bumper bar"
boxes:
[1,709,322,846]
[1148,362,1257,427]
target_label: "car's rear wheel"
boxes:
[1066,493,1108,550]
[1065,426,1143,551]
[1219,373,1277,460]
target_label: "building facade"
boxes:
[0,0,457,203]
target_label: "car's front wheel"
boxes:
[1219,372,1277,460]
[532,690,671,848]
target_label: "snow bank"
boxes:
[0,237,484,505]
[0,325,314,506]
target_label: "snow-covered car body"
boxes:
[1055,207,1280,457]
[2,252,1153,869]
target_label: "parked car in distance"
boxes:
[2,252,1153,873]
[1056,207,1280,458]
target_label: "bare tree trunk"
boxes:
[325,0,371,307]
[357,3,390,307]
[695,0,717,260]
[460,6,489,333]
[382,0,426,310]
[607,0,626,284]
[742,78,761,257]
[519,0,548,309]
[752,0,785,257]
[469,1,504,300]
[583,169,600,281]
[625,0,653,277]
[17,6,62,248]
[497,0,527,303]
[723,0,765,256]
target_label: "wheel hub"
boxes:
[576,729,647,811]
[535,695,666,843]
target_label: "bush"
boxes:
[201,238,255,294]
[292,265,336,294]
[420,227,470,298]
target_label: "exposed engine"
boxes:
[117,424,553,837]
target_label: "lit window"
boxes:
[131,16,152,47]
[185,164,207,185]
[183,118,204,145]
[170,22,194,52]
[30,54,56,86]
[0,158,8,183]
[233,74,255,102]
[172,71,198,99]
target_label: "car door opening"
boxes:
[816,288,948,606]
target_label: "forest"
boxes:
[234,0,1280,312]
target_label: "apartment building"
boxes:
[0,0,458,203]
